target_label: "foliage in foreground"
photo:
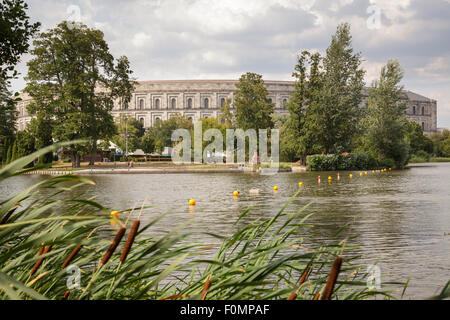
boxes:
[1,144,449,300]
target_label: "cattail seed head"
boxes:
[200,276,212,300]
[100,227,126,266]
[62,290,70,300]
[321,256,342,300]
[30,245,52,276]
[0,207,17,225]
[62,244,83,269]
[120,220,140,263]
[287,266,311,300]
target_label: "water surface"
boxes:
[2,163,449,299]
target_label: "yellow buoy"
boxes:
[298,182,303,187]
[360,172,363,176]
[364,171,368,175]
[389,168,391,171]
[328,176,332,181]
[273,186,278,191]
[372,170,375,174]
[110,210,119,219]
[189,198,196,206]
[233,190,239,197]
[349,174,353,178]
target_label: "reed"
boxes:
[100,227,126,266]
[120,219,140,263]
[321,256,342,300]
[0,206,17,225]
[61,244,83,269]
[200,275,212,300]
[30,245,52,277]
[62,290,70,300]
[287,266,311,300]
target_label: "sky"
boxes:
[10,0,450,128]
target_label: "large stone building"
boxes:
[15,79,438,135]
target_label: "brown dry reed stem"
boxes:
[200,274,212,300]
[159,294,190,300]
[62,290,70,300]
[313,292,320,300]
[120,219,140,263]
[30,245,52,276]
[100,227,126,266]
[287,266,311,300]
[61,244,83,269]
[321,256,343,300]
[0,207,17,225]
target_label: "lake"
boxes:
[1,162,449,299]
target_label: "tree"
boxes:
[431,129,450,156]
[362,60,409,167]
[234,72,274,130]
[25,21,134,167]
[219,98,234,128]
[405,120,433,155]
[0,0,40,80]
[283,51,323,164]
[310,23,365,154]
[111,115,143,154]
[0,0,39,163]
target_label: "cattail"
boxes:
[288,266,311,300]
[120,220,140,263]
[61,244,83,269]
[100,227,126,266]
[30,245,52,276]
[200,275,212,300]
[62,290,70,300]
[321,256,342,300]
[313,292,320,300]
[0,207,18,225]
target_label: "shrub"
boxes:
[307,153,377,171]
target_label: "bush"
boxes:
[414,150,431,162]
[307,153,378,171]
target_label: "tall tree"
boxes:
[0,0,39,162]
[283,51,323,164]
[234,72,274,130]
[219,98,234,128]
[25,21,134,167]
[363,60,409,167]
[311,23,365,154]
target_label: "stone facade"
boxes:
[15,79,438,135]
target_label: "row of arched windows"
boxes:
[135,97,288,110]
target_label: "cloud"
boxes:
[8,0,450,128]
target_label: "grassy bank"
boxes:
[1,144,449,300]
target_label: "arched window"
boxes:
[422,122,425,131]
[220,98,225,107]
[139,117,144,125]
[139,99,144,110]
[282,99,287,108]
[154,98,160,109]
[187,98,192,109]
[422,106,425,115]
[187,116,193,121]
[204,98,209,109]
[155,117,161,122]
[171,98,176,109]
[413,106,416,115]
